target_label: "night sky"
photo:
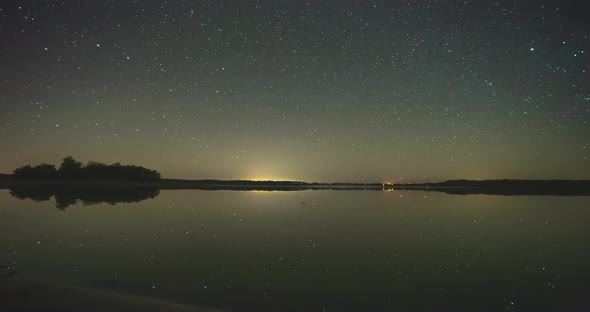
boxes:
[1,1,588,182]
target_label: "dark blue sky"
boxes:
[1,1,588,182]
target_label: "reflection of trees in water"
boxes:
[9,187,160,209]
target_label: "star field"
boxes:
[0,1,588,181]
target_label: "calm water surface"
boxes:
[1,190,589,311]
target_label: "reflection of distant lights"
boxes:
[249,190,274,194]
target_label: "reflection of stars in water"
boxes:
[5,191,583,310]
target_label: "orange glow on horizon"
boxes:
[245,176,294,182]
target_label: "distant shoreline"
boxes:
[1,174,589,196]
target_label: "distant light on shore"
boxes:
[246,176,292,182]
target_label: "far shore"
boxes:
[1,174,589,196]
[0,177,387,191]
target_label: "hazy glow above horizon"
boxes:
[0,1,588,182]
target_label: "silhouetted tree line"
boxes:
[12,156,161,181]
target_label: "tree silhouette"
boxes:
[13,164,57,179]
[58,156,83,179]
[11,156,161,181]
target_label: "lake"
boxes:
[1,189,589,311]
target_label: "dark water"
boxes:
[1,189,589,311]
